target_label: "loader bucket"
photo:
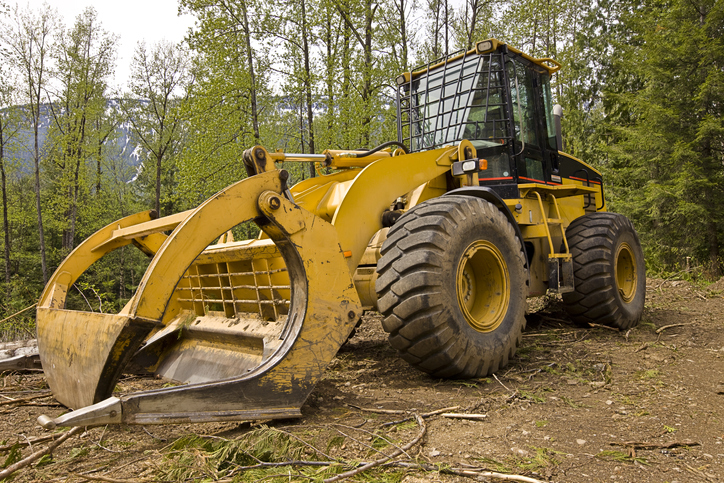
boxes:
[36,169,362,428]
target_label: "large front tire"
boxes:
[375,196,527,378]
[562,213,646,330]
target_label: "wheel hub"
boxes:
[456,240,510,332]
[615,242,637,303]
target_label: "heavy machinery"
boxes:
[33,39,645,429]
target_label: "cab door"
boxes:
[506,58,558,184]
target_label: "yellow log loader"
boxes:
[32,39,645,429]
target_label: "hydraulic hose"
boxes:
[351,141,409,158]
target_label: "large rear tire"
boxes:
[375,196,527,378]
[562,212,646,330]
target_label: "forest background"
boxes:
[0,0,721,340]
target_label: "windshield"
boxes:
[399,51,513,152]
[407,54,480,151]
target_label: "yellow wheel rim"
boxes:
[456,240,510,332]
[615,242,637,303]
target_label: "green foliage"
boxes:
[34,454,53,467]
[158,427,322,481]
[604,0,724,276]
[68,446,88,459]
[1,443,21,469]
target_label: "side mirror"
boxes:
[553,104,564,151]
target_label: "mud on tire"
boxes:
[562,212,646,330]
[375,196,527,378]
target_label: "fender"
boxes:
[443,186,530,278]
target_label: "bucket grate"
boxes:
[176,257,291,321]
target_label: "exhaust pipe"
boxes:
[553,104,564,151]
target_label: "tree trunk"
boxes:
[240,0,260,143]
[119,245,125,300]
[342,16,351,148]
[0,120,10,288]
[97,135,102,195]
[300,0,315,178]
[444,0,449,56]
[325,13,335,149]
[466,0,478,50]
[707,220,720,277]
[432,0,440,58]
[399,0,408,70]
[33,105,48,283]
[361,0,374,148]
[67,116,87,251]
[156,151,162,216]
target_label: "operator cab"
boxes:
[396,39,599,199]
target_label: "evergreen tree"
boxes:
[606,0,724,275]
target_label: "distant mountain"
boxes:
[5,101,141,183]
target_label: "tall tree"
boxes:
[177,0,276,206]
[47,7,116,251]
[269,0,318,177]
[335,0,384,147]
[0,4,57,283]
[0,65,20,288]
[123,40,191,217]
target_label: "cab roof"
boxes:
[396,39,561,86]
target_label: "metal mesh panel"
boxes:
[398,51,514,153]
[175,258,291,321]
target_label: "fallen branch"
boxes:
[381,406,460,427]
[684,462,717,482]
[0,426,83,480]
[0,432,67,452]
[588,323,620,332]
[613,440,700,450]
[0,393,54,406]
[634,342,648,353]
[323,414,426,483]
[195,456,547,483]
[0,304,37,326]
[493,373,513,393]
[655,323,693,334]
[72,473,151,483]
[441,413,487,421]
[346,404,405,415]
[380,461,547,483]
[0,389,51,396]
[447,468,547,482]
[331,425,407,460]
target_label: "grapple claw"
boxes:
[36,170,361,426]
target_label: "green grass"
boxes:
[636,369,661,380]
[519,390,546,403]
[517,447,563,472]
[477,447,562,474]
[596,450,649,465]
[560,396,586,408]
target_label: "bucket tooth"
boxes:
[38,397,122,430]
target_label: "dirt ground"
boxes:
[1,277,723,482]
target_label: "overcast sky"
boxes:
[14,0,195,88]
